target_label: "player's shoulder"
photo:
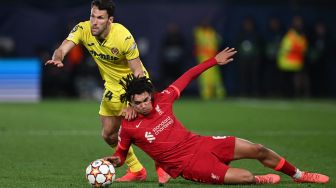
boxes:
[112,23,129,31]
[160,87,177,96]
[69,21,90,33]
[111,23,133,38]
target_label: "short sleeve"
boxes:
[66,23,84,45]
[121,29,140,61]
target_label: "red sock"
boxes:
[273,158,297,177]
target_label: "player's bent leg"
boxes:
[100,115,146,181]
[234,138,329,184]
[233,138,281,168]
[100,115,121,146]
[224,168,255,184]
[225,168,280,184]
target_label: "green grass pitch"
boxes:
[0,99,335,187]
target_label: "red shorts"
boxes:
[181,136,235,184]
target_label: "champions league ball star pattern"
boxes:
[86,159,116,187]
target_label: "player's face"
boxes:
[90,5,112,37]
[131,92,153,115]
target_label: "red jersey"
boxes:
[114,58,218,178]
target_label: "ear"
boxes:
[109,16,114,23]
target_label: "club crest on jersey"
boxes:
[111,47,119,55]
[155,105,163,115]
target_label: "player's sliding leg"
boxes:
[224,168,280,184]
[100,115,146,182]
[234,138,329,184]
[274,158,329,184]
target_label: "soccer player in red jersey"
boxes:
[105,47,329,185]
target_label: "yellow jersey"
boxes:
[66,21,147,91]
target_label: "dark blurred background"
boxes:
[1,0,336,100]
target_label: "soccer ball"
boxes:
[85,159,116,187]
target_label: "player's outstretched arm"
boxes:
[45,40,76,68]
[171,47,236,93]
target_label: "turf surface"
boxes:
[0,98,335,187]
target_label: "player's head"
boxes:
[90,0,116,37]
[120,74,155,115]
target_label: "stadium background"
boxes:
[0,0,336,187]
[1,0,336,99]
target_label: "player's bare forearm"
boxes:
[45,40,76,68]
[45,49,65,68]
[52,48,64,62]
[128,58,144,77]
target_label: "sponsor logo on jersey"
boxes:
[89,50,119,61]
[145,131,155,143]
[111,47,119,55]
[153,116,173,135]
[135,120,142,128]
[155,105,163,115]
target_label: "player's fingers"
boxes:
[227,47,235,53]
[226,58,234,63]
[44,60,52,66]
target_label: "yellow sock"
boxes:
[112,145,143,172]
[125,146,143,172]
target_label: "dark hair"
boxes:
[119,74,154,103]
[91,0,116,17]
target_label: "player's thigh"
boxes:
[233,138,262,160]
[203,136,236,164]
[181,154,228,184]
[100,115,121,135]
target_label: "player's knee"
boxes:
[239,171,255,184]
[101,131,118,147]
[225,169,254,184]
[254,144,268,158]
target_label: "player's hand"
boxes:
[215,47,237,65]
[120,106,137,121]
[104,156,121,167]
[45,60,64,68]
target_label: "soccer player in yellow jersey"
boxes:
[45,0,170,183]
